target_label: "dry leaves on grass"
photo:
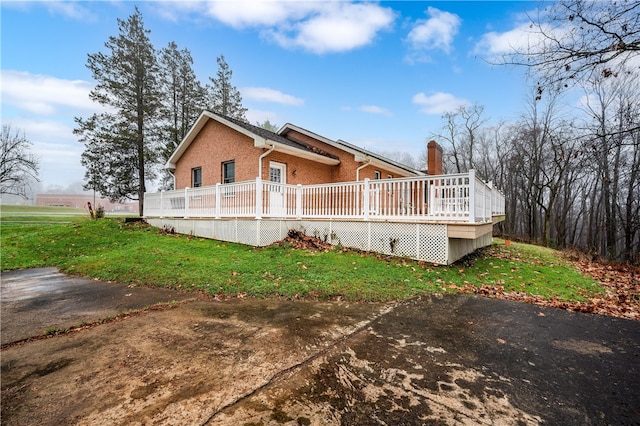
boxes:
[453,249,640,320]
[271,229,335,252]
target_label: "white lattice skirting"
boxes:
[146,218,493,265]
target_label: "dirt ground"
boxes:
[2,268,639,425]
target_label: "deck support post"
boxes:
[159,190,164,218]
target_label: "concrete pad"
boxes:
[1,269,639,425]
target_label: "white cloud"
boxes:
[1,70,96,115]
[412,92,469,115]
[1,1,96,20]
[474,23,536,57]
[359,105,393,117]
[473,20,570,61]
[268,3,395,54]
[203,1,316,28]
[241,87,304,106]
[45,1,96,21]
[407,7,461,53]
[168,1,395,54]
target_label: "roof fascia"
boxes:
[279,123,361,157]
[255,138,340,165]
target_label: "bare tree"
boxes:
[579,70,640,259]
[501,0,640,93]
[0,124,39,198]
[434,103,487,173]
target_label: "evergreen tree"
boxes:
[74,7,161,216]
[208,55,248,121]
[256,119,279,133]
[158,41,207,189]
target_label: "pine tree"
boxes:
[158,41,207,189]
[208,55,248,121]
[74,7,161,216]
[256,119,279,132]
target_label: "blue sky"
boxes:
[1,1,538,190]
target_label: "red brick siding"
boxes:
[283,130,399,181]
[261,151,334,184]
[174,120,261,189]
[173,120,403,190]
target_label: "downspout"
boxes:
[356,158,371,181]
[168,169,176,190]
[258,143,276,179]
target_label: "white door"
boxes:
[269,162,286,216]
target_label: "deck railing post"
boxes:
[296,184,302,219]
[429,182,436,216]
[255,177,262,219]
[184,187,190,219]
[482,181,487,222]
[491,186,496,217]
[468,170,476,223]
[215,183,221,219]
[363,178,370,221]
[160,190,164,218]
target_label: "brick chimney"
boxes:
[427,140,443,175]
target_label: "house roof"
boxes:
[219,113,339,160]
[165,110,423,177]
[278,123,423,177]
[165,111,340,170]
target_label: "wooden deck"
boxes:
[144,171,505,265]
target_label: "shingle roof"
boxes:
[208,111,339,160]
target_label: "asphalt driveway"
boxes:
[1,268,193,345]
[1,268,639,425]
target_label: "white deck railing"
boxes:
[144,170,505,224]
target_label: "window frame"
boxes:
[191,167,202,188]
[222,160,235,184]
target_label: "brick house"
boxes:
[146,110,504,265]
[166,110,428,190]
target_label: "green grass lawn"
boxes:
[0,207,604,302]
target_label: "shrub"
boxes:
[95,206,105,219]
